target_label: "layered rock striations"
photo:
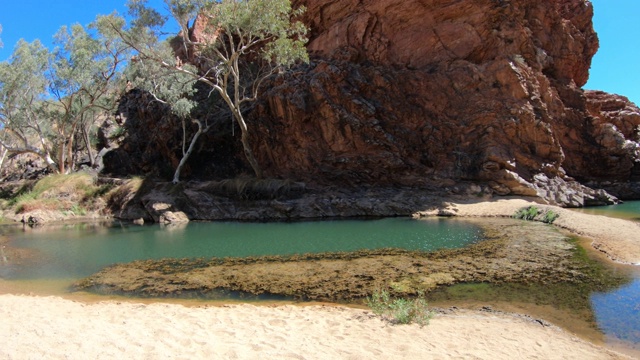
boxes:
[243,0,640,205]
[107,0,640,208]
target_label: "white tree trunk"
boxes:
[172,119,210,184]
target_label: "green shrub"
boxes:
[513,206,540,221]
[512,206,559,224]
[542,210,559,224]
[365,289,433,326]
[69,204,87,216]
[110,126,126,138]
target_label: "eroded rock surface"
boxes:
[246,0,640,205]
[100,0,640,209]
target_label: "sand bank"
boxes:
[0,294,629,360]
[450,197,640,264]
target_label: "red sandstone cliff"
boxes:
[242,0,640,205]
[105,0,640,207]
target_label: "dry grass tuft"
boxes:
[12,172,112,214]
[106,177,145,205]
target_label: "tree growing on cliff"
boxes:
[100,0,309,180]
[0,21,129,174]
[125,44,205,184]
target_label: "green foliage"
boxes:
[110,126,127,138]
[0,39,50,130]
[127,0,168,31]
[123,36,199,120]
[68,204,87,216]
[365,289,433,327]
[542,210,560,224]
[206,0,309,67]
[0,17,130,173]
[513,206,539,221]
[102,0,309,180]
[512,206,559,224]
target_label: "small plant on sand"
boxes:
[512,206,559,224]
[513,206,540,221]
[541,210,559,224]
[366,289,433,326]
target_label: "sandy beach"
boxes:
[0,294,630,360]
[1,198,639,359]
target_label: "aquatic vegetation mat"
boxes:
[74,219,626,305]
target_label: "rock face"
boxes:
[105,0,640,207]
[584,90,640,180]
[244,0,640,205]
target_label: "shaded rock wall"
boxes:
[99,89,247,180]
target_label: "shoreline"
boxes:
[446,197,640,265]
[1,197,640,358]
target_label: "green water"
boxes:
[573,201,640,220]
[0,218,483,280]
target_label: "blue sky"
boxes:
[586,0,640,105]
[0,0,167,57]
[0,0,638,105]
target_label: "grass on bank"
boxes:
[8,172,112,215]
[513,205,559,224]
[105,176,145,206]
[366,288,434,326]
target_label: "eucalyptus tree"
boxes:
[100,0,309,180]
[48,22,130,173]
[0,20,130,174]
[125,43,204,183]
[0,40,58,172]
[0,26,6,173]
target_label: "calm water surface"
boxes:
[575,201,640,352]
[573,200,640,221]
[0,217,482,280]
[2,210,640,356]
[591,265,640,347]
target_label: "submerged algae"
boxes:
[74,218,627,305]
